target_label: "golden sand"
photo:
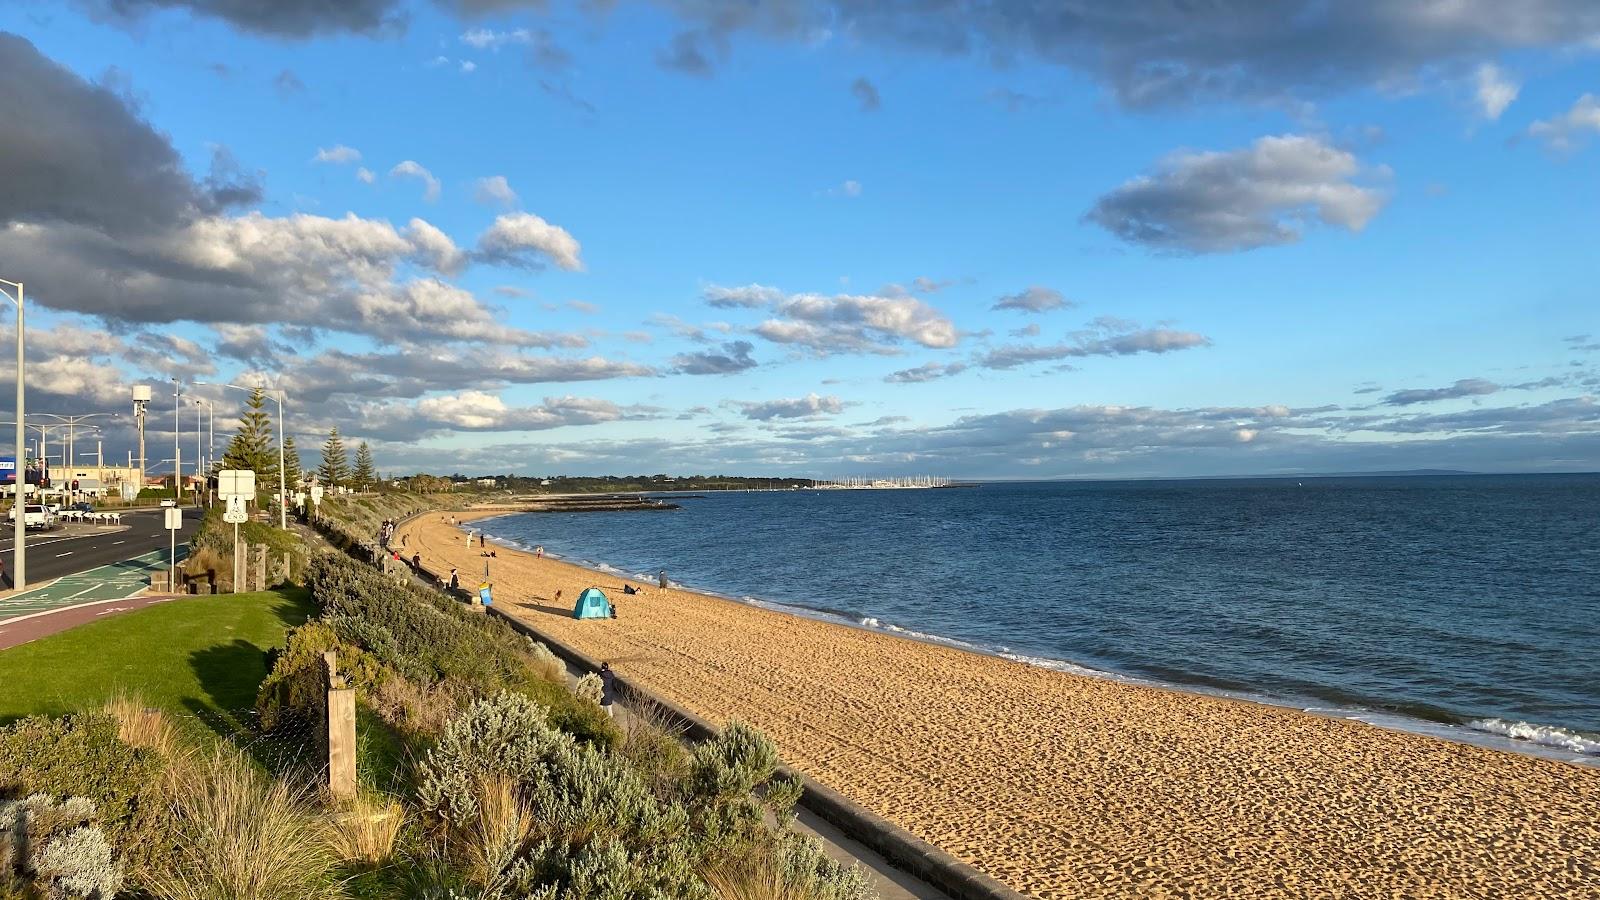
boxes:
[401,513,1599,899]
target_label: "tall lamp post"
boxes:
[197,380,288,529]
[190,397,214,504]
[1,278,23,590]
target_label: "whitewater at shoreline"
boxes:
[402,511,1600,899]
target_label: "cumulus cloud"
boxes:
[389,160,441,202]
[473,175,519,207]
[697,283,964,354]
[1383,378,1501,405]
[1472,63,1519,120]
[401,391,639,433]
[313,145,362,164]
[356,167,376,184]
[0,33,233,237]
[851,77,880,111]
[993,286,1072,313]
[737,393,845,420]
[1528,94,1600,152]
[476,212,584,271]
[752,290,960,355]
[885,361,968,383]
[672,340,758,375]
[1087,135,1388,253]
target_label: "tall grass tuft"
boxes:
[463,776,534,891]
[145,750,342,900]
[327,793,404,867]
[101,692,180,762]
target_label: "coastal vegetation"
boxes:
[0,528,872,899]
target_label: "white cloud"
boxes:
[993,286,1072,313]
[403,218,467,274]
[703,283,785,308]
[1472,63,1519,120]
[355,167,376,184]
[828,179,863,198]
[313,144,362,164]
[460,60,478,74]
[1528,93,1600,152]
[473,175,519,207]
[389,160,441,202]
[1086,135,1388,253]
[476,212,584,271]
[737,393,846,420]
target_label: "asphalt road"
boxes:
[0,508,201,586]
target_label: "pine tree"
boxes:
[352,442,376,492]
[219,386,277,482]
[282,435,303,488]
[317,427,350,487]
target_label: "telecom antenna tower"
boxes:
[132,384,151,492]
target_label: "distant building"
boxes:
[476,477,497,486]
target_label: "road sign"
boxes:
[218,469,255,500]
[222,495,248,524]
[164,507,182,530]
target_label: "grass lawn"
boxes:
[0,588,314,730]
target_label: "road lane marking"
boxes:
[111,540,126,545]
[55,551,74,557]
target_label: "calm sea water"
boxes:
[484,475,1600,760]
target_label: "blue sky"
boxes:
[0,1,1596,478]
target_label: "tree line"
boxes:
[215,386,377,492]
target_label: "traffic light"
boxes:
[72,479,80,491]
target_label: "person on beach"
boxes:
[623,583,638,595]
[658,569,668,590]
[412,552,421,571]
[599,663,617,717]
[480,532,486,549]
[448,568,460,592]
[536,546,544,559]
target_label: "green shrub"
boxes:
[0,714,161,848]
[416,693,574,827]
[255,621,384,730]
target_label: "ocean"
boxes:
[481,475,1600,761]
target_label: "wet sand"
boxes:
[401,512,1599,898]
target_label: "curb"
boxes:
[488,605,1033,900]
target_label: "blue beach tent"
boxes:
[573,587,613,620]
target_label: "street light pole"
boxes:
[1,279,24,590]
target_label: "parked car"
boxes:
[69,502,94,513]
[8,504,57,530]
[159,498,177,507]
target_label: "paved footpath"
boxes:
[0,548,184,624]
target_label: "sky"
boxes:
[0,1,1596,479]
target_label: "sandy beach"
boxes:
[401,512,1599,899]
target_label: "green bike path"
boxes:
[0,549,186,623]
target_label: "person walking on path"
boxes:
[599,663,617,718]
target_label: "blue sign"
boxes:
[479,583,493,607]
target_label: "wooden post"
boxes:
[322,650,356,800]
[253,544,267,591]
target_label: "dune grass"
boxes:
[0,588,314,729]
